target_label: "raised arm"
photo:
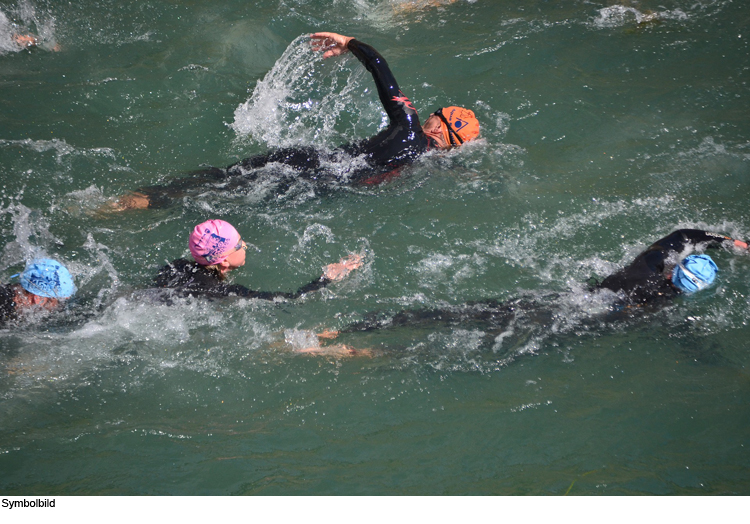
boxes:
[311,32,419,127]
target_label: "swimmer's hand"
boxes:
[323,254,362,281]
[310,32,354,59]
[317,330,340,340]
[733,239,749,250]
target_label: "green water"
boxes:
[1,0,749,495]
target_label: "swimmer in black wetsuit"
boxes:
[0,258,76,328]
[154,219,361,301]
[299,229,750,356]
[110,32,480,211]
[596,229,748,304]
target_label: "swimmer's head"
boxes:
[14,258,76,299]
[671,254,718,293]
[189,219,246,269]
[423,106,480,149]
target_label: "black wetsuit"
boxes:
[153,258,332,300]
[343,229,738,335]
[0,284,18,327]
[140,39,434,208]
[596,229,735,305]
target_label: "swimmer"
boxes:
[154,219,362,300]
[0,258,77,327]
[300,229,750,356]
[109,31,480,211]
[593,229,748,303]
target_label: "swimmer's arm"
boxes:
[312,33,414,125]
[347,39,417,125]
[227,277,332,300]
[652,229,748,253]
[238,254,362,301]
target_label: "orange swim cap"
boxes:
[436,106,480,146]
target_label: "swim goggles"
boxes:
[232,239,248,254]
[676,261,710,291]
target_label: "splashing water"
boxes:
[232,35,380,149]
[0,0,58,54]
[0,201,63,271]
[592,4,688,29]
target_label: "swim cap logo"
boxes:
[453,119,467,130]
[28,271,61,295]
[200,228,231,264]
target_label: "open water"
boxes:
[0,0,749,495]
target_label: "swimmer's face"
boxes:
[422,114,449,149]
[223,240,247,270]
[13,285,61,312]
[423,114,442,133]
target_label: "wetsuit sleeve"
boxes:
[346,39,419,127]
[649,229,735,253]
[233,276,333,301]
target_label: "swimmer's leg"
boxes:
[103,167,229,211]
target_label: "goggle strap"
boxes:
[678,262,708,289]
[435,109,463,146]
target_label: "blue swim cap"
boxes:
[671,254,718,293]
[16,258,77,299]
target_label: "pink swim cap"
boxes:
[188,219,241,266]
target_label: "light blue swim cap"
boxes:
[671,254,718,293]
[15,258,77,299]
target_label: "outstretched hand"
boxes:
[323,254,362,281]
[310,32,354,59]
[734,239,749,250]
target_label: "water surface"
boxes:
[1,0,749,495]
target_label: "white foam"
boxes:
[0,202,63,271]
[231,35,379,150]
[592,5,688,29]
